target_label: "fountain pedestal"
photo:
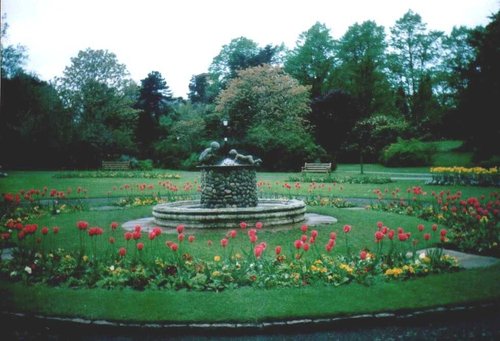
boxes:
[152,142,306,229]
[200,165,257,208]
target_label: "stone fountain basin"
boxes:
[153,199,306,229]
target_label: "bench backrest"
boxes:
[302,162,332,172]
[102,160,131,170]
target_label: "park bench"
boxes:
[301,162,332,173]
[101,160,131,170]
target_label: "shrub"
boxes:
[137,159,154,171]
[380,138,436,167]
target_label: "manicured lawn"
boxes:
[0,167,498,323]
[1,264,499,323]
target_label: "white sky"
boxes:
[1,0,498,98]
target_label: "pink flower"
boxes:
[137,242,144,251]
[375,231,384,242]
[119,247,126,257]
[124,232,133,241]
[132,230,141,240]
[432,224,438,231]
[254,245,264,258]
[188,235,195,243]
[149,231,156,240]
[377,221,383,229]
[343,225,351,233]
[176,224,185,234]
[311,230,318,239]
[418,224,424,232]
[239,222,247,229]
[301,234,308,242]
[388,230,395,240]
[170,243,178,251]
[302,243,310,251]
[424,233,431,241]
[77,221,89,231]
[41,227,49,235]
[110,222,119,231]
[330,232,337,240]
[440,229,447,237]
[134,225,142,233]
[249,234,258,244]
[301,224,308,233]
[398,233,408,241]
[220,238,228,248]
[360,250,367,260]
[229,230,237,238]
[255,222,263,229]
[275,246,282,255]
[294,240,303,249]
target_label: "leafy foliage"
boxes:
[216,65,324,170]
[380,138,436,167]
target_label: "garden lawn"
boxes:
[1,263,499,323]
[1,170,498,201]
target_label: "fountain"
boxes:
[152,142,306,229]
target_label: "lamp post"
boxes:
[222,117,229,144]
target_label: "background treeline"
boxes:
[1,10,499,171]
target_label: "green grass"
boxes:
[1,169,498,202]
[1,264,499,323]
[1,168,499,323]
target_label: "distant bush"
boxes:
[380,138,436,167]
[136,159,154,171]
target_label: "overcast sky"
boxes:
[2,0,498,97]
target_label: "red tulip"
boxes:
[360,250,367,260]
[188,235,195,243]
[220,238,228,248]
[52,226,59,234]
[137,242,144,251]
[239,222,247,229]
[110,222,119,230]
[41,227,49,235]
[275,245,282,255]
[255,222,263,229]
[119,247,126,257]
[77,221,89,230]
[178,233,185,242]
[170,243,178,251]
[343,225,351,233]
[294,240,303,249]
[302,243,310,251]
[301,224,308,233]
[176,224,185,234]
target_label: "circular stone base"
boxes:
[152,199,307,229]
[123,213,336,233]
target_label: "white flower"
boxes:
[109,265,115,271]
[24,266,32,274]
[419,252,427,260]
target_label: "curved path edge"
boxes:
[2,300,498,335]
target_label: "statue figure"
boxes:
[229,149,262,165]
[199,141,221,165]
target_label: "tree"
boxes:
[310,90,362,161]
[0,74,72,168]
[56,48,138,166]
[188,73,216,104]
[342,114,410,171]
[1,15,28,78]
[208,37,284,97]
[216,65,323,170]
[284,22,337,98]
[388,10,444,113]
[438,26,476,108]
[457,11,500,161]
[335,20,394,116]
[135,71,173,159]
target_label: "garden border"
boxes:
[1,301,498,336]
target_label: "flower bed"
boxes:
[1,220,458,291]
[370,186,500,256]
[429,166,499,186]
